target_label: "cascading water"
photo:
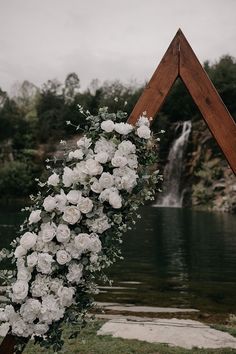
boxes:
[155,121,192,208]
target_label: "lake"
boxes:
[0,206,236,313]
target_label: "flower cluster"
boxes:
[0,108,161,351]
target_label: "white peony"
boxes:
[11,318,31,337]
[29,210,41,224]
[136,125,151,139]
[114,122,133,135]
[14,245,27,258]
[77,137,92,150]
[27,252,38,268]
[70,149,84,160]
[40,295,65,324]
[118,140,136,155]
[56,224,71,243]
[56,250,71,265]
[87,215,111,234]
[66,190,82,204]
[62,206,81,225]
[94,137,116,159]
[84,158,103,176]
[17,266,32,282]
[41,223,56,243]
[73,161,87,184]
[20,298,41,323]
[20,232,37,250]
[78,197,93,214]
[12,280,29,302]
[31,275,50,297]
[74,233,91,252]
[62,166,74,187]
[43,195,57,212]
[47,172,60,187]
[111,152,128,167]
[57,286,75,307]
[90,178,103,194]
[108,191,122,209]
[99,172,114,189]
[101,119,115,133]
[89,235,102,253]
[66,263,83,283]
[94,152,109,164]
[37,253,53,274]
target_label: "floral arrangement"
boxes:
[0,107,162,352]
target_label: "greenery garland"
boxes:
[0,106,162,352]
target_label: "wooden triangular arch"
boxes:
[128,29,236,175]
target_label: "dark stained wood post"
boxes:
[0,28,236,354]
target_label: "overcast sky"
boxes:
[0,0,236,93]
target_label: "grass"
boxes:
[23,320,236,354]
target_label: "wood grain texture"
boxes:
[127,31,179,125]
[178,30,236,174]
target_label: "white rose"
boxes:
[11,319,31,337]
[136,125,151,139]
[66,263,83,284]
[77,137,92,149]
[118,140,136,155]
[20,299,41,323]
[12,280,29,302]
[17,267,32,282]
[121,174,137,191]
[56,250,71,265]
[62,166,74,187]
[62,206,81,225]
[72,149,84,160]
[29,210,41,224]
[99,172,114,189]
[37,253,53,274]
[20,232,37,250]
[78,197,93,214]
[101,119,115,133]
[87,215,111,234]
[55,190,67,212]
[67,190,82,204]
[84,159,103,176]
[57,286,75,307]
[90,178,103,194]
[47,173,60,186]
[50,278,63,293]
[137,116,150,127]
[111,152,128,167]
[34,323,49,336]
[127,154,138,169]
[27,252,38,268]
[41,222,56,243]
[56,224,71,243]
[0,323,10,337]
[31,275,49,297]
[108,191,122,209]
[74,233,91,251]
[40,295,65,324]
[95,152,109,164]
[14,245,27,258]
[43,195,57,212]
[114,122,133,135]
[94,137,116,159]
[73,161,87,183]
[89,235,102,253]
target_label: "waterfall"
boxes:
[156,121,192,208]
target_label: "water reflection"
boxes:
[0,207,236,313]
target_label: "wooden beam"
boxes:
[178,30,236,174]
[127,30,179,125]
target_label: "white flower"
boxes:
[118,140,136,155]
[20,299,41,323]
[12,280,29,302]
[66,190,82,204]
[111,152,128,167]
[69,149,84,160]
[62,166,74,187]
[136,125,151,139]
[17,266,32,282]
[66,263,83,284]
[14,245,27,258]
[127,154,138,169]
[56,224,71,243]
[73,161,87,183]
[89,234,102,253]
[11,318,31,337]
[74,233,91,252]
[108,191,122,209]
[50,278,63,293]
[84,158,103,176]
[114,122,133,135]
[62,206,81,225]
[34,323,49,336]
[77,137,92,150]
[90,178,103,194]
[121,174,137,191]
[31,275,49,297]
[94,137,116,159]
[57,286,75,307]
[40,295,65,324]
[20,232,37,250]
[78,197,93,214]
[37,253,53,274]
[137,116,150,127]
[55,190,67,212]
[29,210,41,224]
[27,252,38,268]
[99,172,114,189]
[94,152,109,164]
[87,215,111,234]
[47,173,60,186]
[0,323,10,337]
[101,119,115,132]
[41,223,56,243]
[56,250,71,265]
[43,195,57,212]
